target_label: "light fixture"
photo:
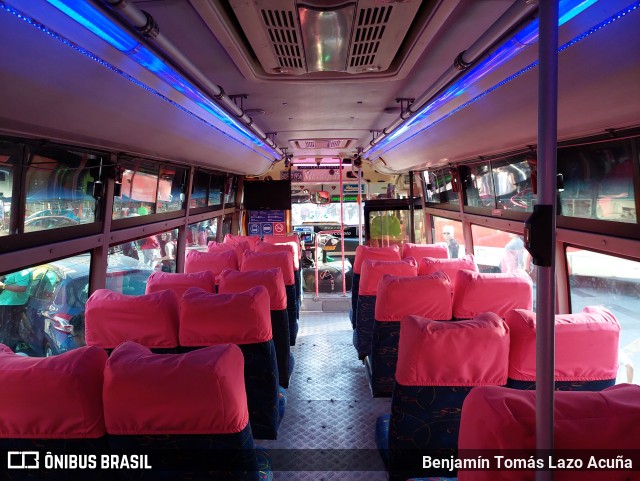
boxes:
[365,0,634,160]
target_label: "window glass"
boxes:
[208,174,224,208]
[186,219,217,254]
[492,157,534,212]
[431,216,464,259]
[109,229,178,274]
[191,170,209,208]
[156,165,187,213]
[292,201,363,225]
[25,148,101,232]
[222,214,233,237]
[225,176,238,206]
[567,247,640,384]
[414,209,427,245]
[0,140,20,237]
[368,209,411,247]
[423,169,460,205]
[464,162,495,209]
[112,160,158,219]
[558,140,636,223]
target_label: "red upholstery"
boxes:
[264,234,301,259]
[104,341,248,435]
[353,245,401,275]
[395,313,510,386]
[452,269,533,319]
[241,250,294,285]
[402,242,449,261]
[218,268,287,311]
[375,272,452,321]
[0,345,107,438]
[184,249,238,282]
[506,306,620,381]
[85,289,179,349]
[224,234,260,250]
[458,384,640,481]
[145,270,215,298]
[256,240,299,270]
[419,254,478,284]
[359,258,418,296]
[208,240,249,266]
[179,286,272,346]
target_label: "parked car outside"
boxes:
[17,254,152,356]
[23,215,79,232]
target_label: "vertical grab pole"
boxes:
[357,167,363,245]
[314,233,319,301]
[536,1,558,479]
[340,158,346,297]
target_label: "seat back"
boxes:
[419,254,478,285]
[263,234,301,259]
[401,242,449,260]
[452,269,533,319]
[208,240,250,266]
[218,268,291,388]
[255,241,299,271]
[103,341,259,480]
[369,272,452,396]
[85,289,179,350]
[224,233,261,250]
[184,249,238,283]
[355,258,417,359]
[179,286,280,439]
[386,313,509,481]
[145,270,215,298]
[505,306,620,390]
[458,384,640,481]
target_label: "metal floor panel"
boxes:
[260,312,390,480]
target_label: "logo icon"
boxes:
[7,451,39,469]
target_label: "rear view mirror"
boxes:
[311,191,331,204]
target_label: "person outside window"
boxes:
[156,232,177,273]
[442,225,459,258]
[500,234,526,272]
[0,268,33,349]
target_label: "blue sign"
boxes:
[248,223,260,235]
[249,210,286,223]
[261,223,273,236]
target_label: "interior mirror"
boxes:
[311,191,331,204]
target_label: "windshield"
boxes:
[291,202,362,225]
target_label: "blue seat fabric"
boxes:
[285,284,298,346]
[354,294,376,359]
[369,321,400,397]
[270,309,291,388]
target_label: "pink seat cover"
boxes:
[506,306,620,381]
[145,270,215,298]
[353,245,401,275]
[218,268,287,311]
[419,254,478,285]
[402,242,449,261]
[208,240,250,265]
[263,234,301,259]
[359,258,418,296]
[256,241,299,270]
[241,250,294,285]
[0,344,107,438]
[375,272,452,321]
[452,269,533,319]
[104,341,248,435]
[395,313,510,386]
[179,286,272,346]
[85,289,179,349]
[458,384,640,481]
[224,234,260,250]
[184,249,238,282]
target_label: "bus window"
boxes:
[112,159,158,220]
[431,216,464,259]
[186,219,218,254]
[566,246,640,385]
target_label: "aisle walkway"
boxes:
[260,312,391,480]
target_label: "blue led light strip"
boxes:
[0,1,277,160]
[367,0,639,160]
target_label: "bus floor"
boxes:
[260,311,391,480]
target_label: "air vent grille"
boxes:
[260,9,305,69]
[349,6,392,68]
[291,138,355,150]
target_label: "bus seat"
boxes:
[355,258,417,360]
[376,313,509,481]
[369,272,452,397]
[419,254,478,285]
[505,306,620,390]
[184,249,238,284]
[224,233,261,250]
[104,341,265,481]
[145,270,216,298]
[0,344,108,480]
[219,268,292,389]
[241,250,298,346]
[179,286,282,440]
[85,289,179,352]
[452,269,532,319]
[255,241,300,322]
[402,242,449,261]
[263,234,302,259]
[351,245,401,329]
[457,384,640,481]
[208,240,250,266]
